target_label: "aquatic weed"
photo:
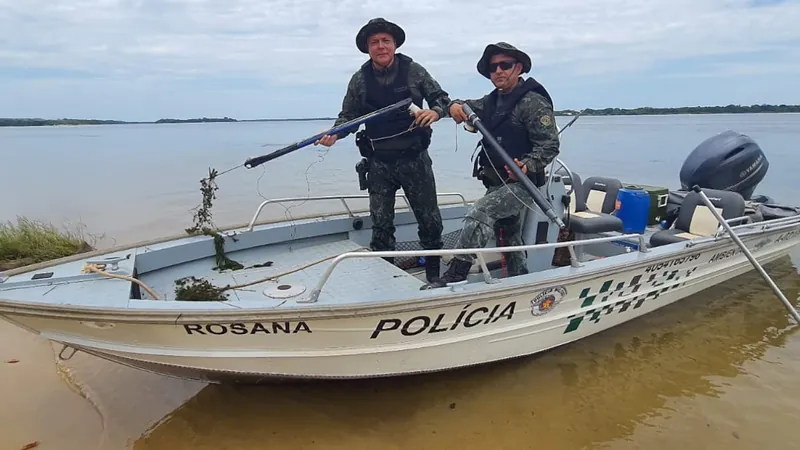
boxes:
[184,167,244,272]
[174,276,230,301]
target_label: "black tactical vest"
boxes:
[361,54,432,158]
[474,77,554,183]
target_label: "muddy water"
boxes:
[2,115,800,449]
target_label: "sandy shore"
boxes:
[0,320,205,450]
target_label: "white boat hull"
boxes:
[3,225,797,382]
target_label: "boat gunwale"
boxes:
[0,197,472,279]
[35,248,789,360]
[1,218,798,324]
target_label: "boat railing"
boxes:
[684,213,800,247]
[713,214,800,237]
[246,192,470,231]
[302,233,650,303]
[714,216,753,237]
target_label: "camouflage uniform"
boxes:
[426,42,560,288]
[330,18,453,282]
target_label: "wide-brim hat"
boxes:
[476,42,532,78]
[356,17,405,54]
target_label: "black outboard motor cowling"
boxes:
[679,130,769,200]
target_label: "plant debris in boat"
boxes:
[174,276,230,301]
[210,232,244,271]
[172,260,274,300]
[184,167,244,272]
[249,261,273,268]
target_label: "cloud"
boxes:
[1,0,799,119]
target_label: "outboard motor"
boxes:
[679,130,769,200]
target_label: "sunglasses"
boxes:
[488,60,517,73]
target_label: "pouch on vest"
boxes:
[355,129,374,159]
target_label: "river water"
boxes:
[1,113,799,450]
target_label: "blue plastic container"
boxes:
[615,188,650,234]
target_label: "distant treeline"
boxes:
[0,116,242,127]
[555,104,800,116]
[0,116,337,127]
[0,118,132,127]
[154,116,237,124]
[2,104,799,127]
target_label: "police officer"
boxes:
[314,18,453,283]
[426,42,560,287]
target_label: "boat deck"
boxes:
[137,236,429,305]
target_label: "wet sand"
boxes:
[3,252,799,450]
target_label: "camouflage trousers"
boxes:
[452,181,531,275]
[367,149,444,252]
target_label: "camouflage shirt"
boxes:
[449,80,560,174]
[332,54,452,139]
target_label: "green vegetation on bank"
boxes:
[2,103,799,127]
[0,217,95,271]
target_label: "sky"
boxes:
[2,0,799,121]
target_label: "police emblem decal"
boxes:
[531,285,567,316]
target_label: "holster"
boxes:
[355,158,370,191]
[354,130,373,191]
[475,167,504,190]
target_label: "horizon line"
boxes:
[2,103,799,125]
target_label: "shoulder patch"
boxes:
[540,115,553,127]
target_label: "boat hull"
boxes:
[2,226,798,382]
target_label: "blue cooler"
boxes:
[615,188,650,234]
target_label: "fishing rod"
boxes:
[557,110,583,135]
[462,103,566,229]
[243,97,414,169]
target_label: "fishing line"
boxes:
[177,101,414,300]
[254,144,333,246]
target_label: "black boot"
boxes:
[506,258,529,277]
[508,266,529,277]
[421,258,472,289]
[424,255,441,283]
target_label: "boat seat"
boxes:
[650,188,746,247]
[564,173,624,234]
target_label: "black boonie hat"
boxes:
[356,17,405,54]
[477,42,532,78]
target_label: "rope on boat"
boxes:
[81,263,162,300]
[219,247,371,292]
[80,247,370,300]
